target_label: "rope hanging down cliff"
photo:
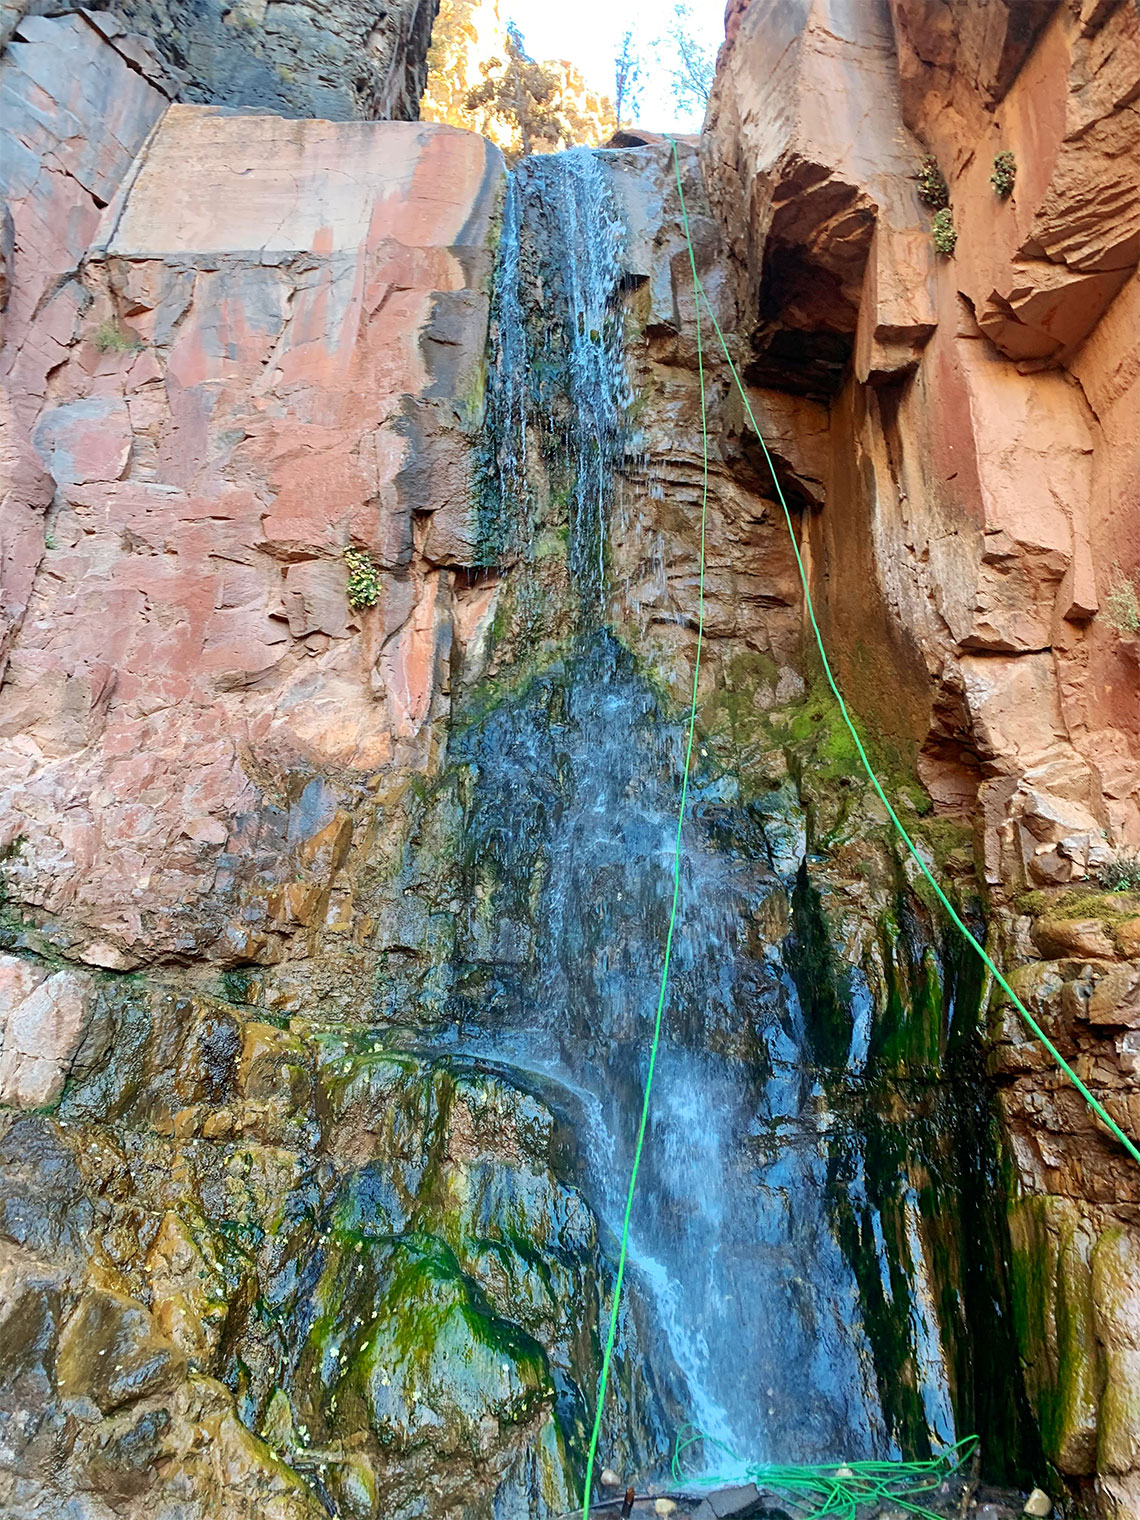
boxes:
[665,142,1139,1170]
[578,139,1139,1520]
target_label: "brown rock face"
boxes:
[894,0,1139,362]
[708,0,1140,1509]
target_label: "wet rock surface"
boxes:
[1,115,1043,1513]
[708,0,1140,1512]
[0,2,1138,1517]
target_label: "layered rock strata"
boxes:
[0,100,1042,1509]
[1,1,1139,1515]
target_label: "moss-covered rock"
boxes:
[298,1230,551,1455]
[1091,1224,1140,1476]
[1008,1195,1102,1475]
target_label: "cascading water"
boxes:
[482,149,631,617]
[451,634,892,1463]
[437,142,1028,1483]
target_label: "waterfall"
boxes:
[482,149,632,619]
[445,142,1014,1480]
[450,631,891,1464]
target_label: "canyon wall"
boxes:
[706,0,1140,1512]
[0,0,438,120]
[0,10,1038,1509]
[1,18,583,1519]
[1,0,1139,1516]
[0,13,502,974]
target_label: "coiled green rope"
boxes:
[672,1428,980,1520]
[579,138,1138,1520]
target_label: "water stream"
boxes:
[448,145,1021,1478]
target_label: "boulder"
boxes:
[0,959,93,1108]
[57,1289,186,1413]
[1031,919,1117,961]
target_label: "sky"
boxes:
[503,0,726,134]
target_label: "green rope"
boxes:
[578,137,1137,1520]
[672,1428,980,1520]
[666,138,1140,1170]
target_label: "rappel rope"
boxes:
[666,140,1139,1168]
[579,138,1140,1520]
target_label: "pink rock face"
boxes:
[0,83,504,966]
[705,0,938,395]
[0,13,171,420]
[893,0,1139,363]
[32,396,133,485]
[0,388,53,680]
[0,11,170,686]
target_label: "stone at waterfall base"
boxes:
[683,1484,764,1519]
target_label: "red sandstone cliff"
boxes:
[0,2,1139,1516]
[706,1,1140,1510]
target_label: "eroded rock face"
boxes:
[0,955,93,1107]
[707,0,1140,887]
[0,20,686,1513]
[708,0,1140,1509]
[0,0,438,121]
[0,1017,646,1518]
[0,59,503,971]
[893,0,1139,362]
[710,0,938,397]
[1,3,1137,1513]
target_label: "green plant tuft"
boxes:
[344,547,381,610]
[990,150,1016,198]
[931,207,957,256]
[916,154,949,209]
[1099,853,1140,893]
[1103,566,1140,635]
[92,319,141,354]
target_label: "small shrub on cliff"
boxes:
[1103,567,1140,635]
[931,208,957,256]
[990,150,1016,198]
[916,154,949,209]
[1099,853,1140,893]
[344,548,381,610]
[92,319,140,354]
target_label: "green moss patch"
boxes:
[1008,1197,1100,1475]
[299,1231,552,1457]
